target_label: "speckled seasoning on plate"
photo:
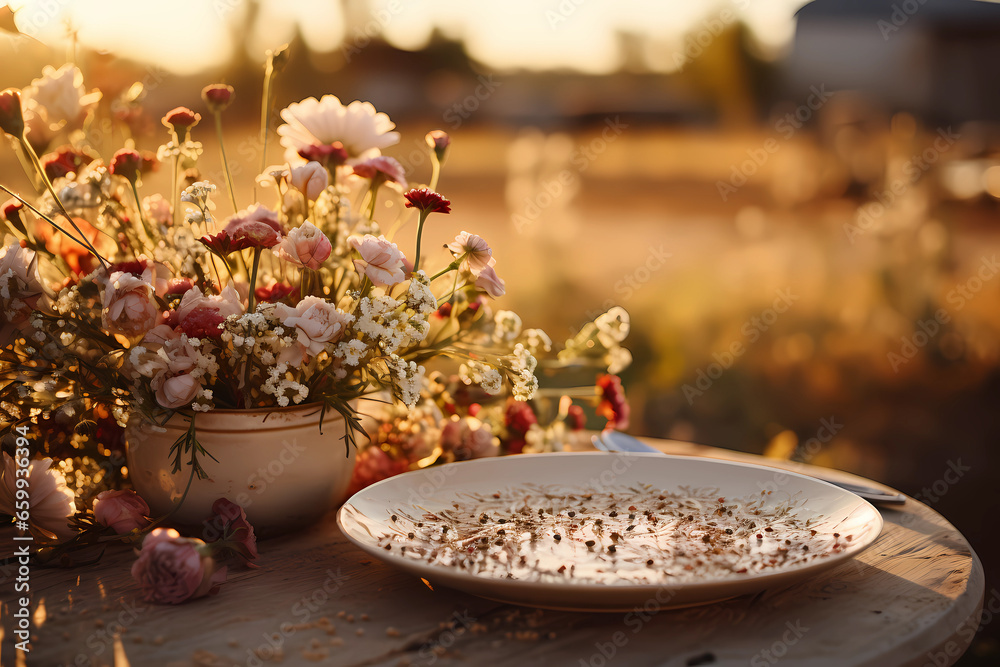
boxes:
[376,483,851,585]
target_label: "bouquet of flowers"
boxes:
[0,50,630,597]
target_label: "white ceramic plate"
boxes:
[337,452,882,611]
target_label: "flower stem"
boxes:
[130,181,158,247]
[214,111,239,213]
[413,209,429,274]
[18,135,108,269]
[429,260,459,281]
[248,247,262,312]
[429,155,442,192]
[170,151,180,227]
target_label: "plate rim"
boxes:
[336,451,884,596]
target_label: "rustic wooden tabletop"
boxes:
[0,438,985,667]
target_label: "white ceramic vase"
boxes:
[126,403,360,537]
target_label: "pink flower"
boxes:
[277,222,332,270]
[289,161,329,201]
[131,528,227,604]
[446,231,493,274]
[152,372,202,410]
[0,452,76,540]
[101,270,159,338]
[93,489,149,534]
[474,264,505,298]
[221,205,284,250]
[440,416,497,461]
[210,498,258,562]
[0,241,45,329]
[177,285,243,322]
[351,156,407,189]
[273,296,353,361]
[349,234,406,286]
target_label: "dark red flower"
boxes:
[160,310,180,328]
[180,307,225,339]
[2,198,23,221]
[596,374,630,430]
[0,88,24,138]
[506,437,526,455]
[139,150,158,174]
[110,149,144,182]
[255,282,296,303]
[165,278,193,296]
[41,146,96,180]
[403,187,451,214]
[298,142,348,168]
[201,84,234,113]
[505,399,537,436]
[209,498,258,563]
[108,259,151,277]
[162,106,201,130]
[435,302,452,319]
[566,404,586,431]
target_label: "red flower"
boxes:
[201,84,234,113]
[110,149,144,182]
[298,142,348,168]
[179,307,225,339]
[596,374,630,430]
[2,198,23,222]
[41,146,96,180]
[162,106,201,130]
[566,404,586,431]
[255,282,296,303]
[435,302,452,319]
[107,259,151,277]
[403,187,451,214]
[165,278,193,296]
[352,156,407,186]
[0,88,24,137]
[505,399,537,436]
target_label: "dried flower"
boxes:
[162,106,201,130]
[0,88,24,137]
[0,452,76,540]
[110,148,144,183]
[201,84,234,113]
[404,188,451,214]
[352,156,407,188]
[474,265,505,298]
[220,204,284,250]
[93,489,149,534]
[210,498,258,562]
[277,221,332,270]
[447,231,492,274]
[297,142,348,167]
[349,234,406,286]
[289,161,329,201]
[131,528,226,604]
[102,270,158,338]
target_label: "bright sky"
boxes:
[8,0,811,75]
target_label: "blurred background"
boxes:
[1,0,998,662]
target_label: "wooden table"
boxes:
[1,439,985,667]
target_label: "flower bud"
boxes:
[0,88,25,138]
[425,130,450,163]
[202,84,235,113]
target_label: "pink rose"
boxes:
[210,498,258,562]
[349,234,405,286]
[289,161,329,201]
[152,372,202,409]
[177,285,243,321]
[273,296,353,361]
[93,489,149,534]
[446,231,493,274]
[101,270,159,337]
[222,204,284,249]
[131,528,227,604]
[277,222,332,270]
[474,265,505,298]
[440,416,498,461]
